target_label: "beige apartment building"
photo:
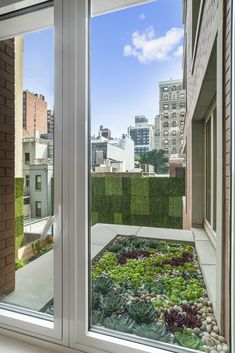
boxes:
[23,90,48,136]
[159,79,186,158]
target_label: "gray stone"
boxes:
[213,326,219,333]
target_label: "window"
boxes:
[25,152,30,164]
[172,103,176,109]
[164,95,168,100]
[205,106,217,235]
[172,112,176,118]
[172,121,177,127]
[172,139,176,145]
[35,201,42,217]
[180,93,185,99]
[180,111,185,117]
[163,130,169,136]
[163,121,169,128]
[25,175,30,187]
[163,86,168,92]
[163,139,169,145]
[163,104,169,109]
[172,147,177,154]
[164,148,169,154]
[35,175,42,190]
[180,102,185,108]
[164,112,169,118]
[172,85,176,91]
[192,0,202,53]
[172,130,176,136]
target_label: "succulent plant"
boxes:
[127,301,156,323]
[182,304,198,315]
[92,276,113,294]
[144,279,166,295]
[134,322,169,342]
[100,294,123,314]
[184,314,202,329]
[92,290,101,310]
[118,251,150,265]
[175,331,203,350]
[104,314,135,333]
[165,309,185,332]
[92,310,104,325]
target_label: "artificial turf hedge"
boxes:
[15,178,24,249]
[92,176,185,229]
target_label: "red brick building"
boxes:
[23,90,47,136]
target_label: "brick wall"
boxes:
[0,39,15,296]
[222,0,231,340]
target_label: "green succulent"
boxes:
[127,301,156,323]
[104,314,135,333]
[92,310,104,325]
[100,294,123,314]
[134,322,169,342]
[92,276,113,294]
[144,279,166,295]
[175,331,203,350]
[92,290,100,310]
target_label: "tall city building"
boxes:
[47,109,54,135]
[158,79,186,157]
[99,125,112,140]
[23,90,48,136]
[128,115,155,157]
[154,115,160,150]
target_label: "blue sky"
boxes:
[23,0,184,138]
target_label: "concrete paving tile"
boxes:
[193,228,210,241]
[195,240,216,265]
[136,226,194,242]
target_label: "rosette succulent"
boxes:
[104,314,135,333]
[165,309,185,332]
[100,294,123,314]
[127,301,156,323]
[134,322,169,342]
[175,331,203,350]
[92,276,113,294]
[92,310,104,325]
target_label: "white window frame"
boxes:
[0,0,63,343]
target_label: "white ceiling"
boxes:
[92,0,155,16]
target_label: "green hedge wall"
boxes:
[92,176,185,229]
[15,178,24,249]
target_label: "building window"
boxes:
[180,111,185,117]
[163,104,169,110]
[172,103,176,109]
[172,130,176,136]
[35,201,42,217]
[164,113,168,118]
[164,95,168,100]
[180,102,185,108]
[172,147,177,154]
[163,130,169,136]
[172,112,176,118]
[163,86,168,92]
[172,139,176,145]
[163,139,169,145]
[25,175,30,187]
[35,175,42,190]
[163,122,169,128]
[25,152,30,164]
[172,85,176,91]
[172,121,177,127]
[180,93,185,99]
[205,106,217,234]
[164,148,169,154]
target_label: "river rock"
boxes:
[206,316,212,324]
[213,326,219,333]
[206,338,215,347]
[193,327,201,335]
[222,344,229,352]
[206,324,212,333]
[217,345,223,351]
[211,332,219,340]
[210,350,217,353]
[218,336,226,343]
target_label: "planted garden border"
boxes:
[91,235,229,353]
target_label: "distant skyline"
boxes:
[23,0,184,138]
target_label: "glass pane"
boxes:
[206,118,211,224]
[0,27,54,317]
[213,109,217,232]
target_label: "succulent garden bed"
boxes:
[92,236,229,353]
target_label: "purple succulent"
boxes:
[118,251,150,265]
[165,309,185,332]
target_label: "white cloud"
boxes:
[139,14,146,20]
[174,45,183,57]
[123,26,184,63]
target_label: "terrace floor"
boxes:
[2,224,216,314]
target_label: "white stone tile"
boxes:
[91,224,117,246]
[136,227,194,242]
[201,264,216,309]
[91,244,104,259]
[195,240,216,265]
[101,224,140,236]
[193,228,210,241]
